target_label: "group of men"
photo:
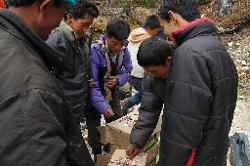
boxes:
[0,0,238,166]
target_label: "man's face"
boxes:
[38,2,69,39]
[159,17,175,41]
[145,27,161,36]
[70,14,94,37]
[143,58,171,79]
[106,36,126,54]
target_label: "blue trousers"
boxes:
[122,76,142,114]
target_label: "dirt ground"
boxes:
[221,25,250,165]
[220,25,250,165]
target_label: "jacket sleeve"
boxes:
[130,74,163,149]
[90,47,110,113]
[0,88,68,166]
[159,49,212,165]
[116,47,133,86]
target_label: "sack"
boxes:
[229,132,250,166]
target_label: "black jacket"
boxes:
[130,18,238,166]
[46,24,91,120]
[160,19,238,166]
[130,73,166,148]
[0,9,93,166]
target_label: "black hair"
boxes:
[64,0,99,20]
[7,0,63,7]
[137,37,173,67]
[143,14,161,29]
[106,18,131,41]
[158,0,201,22]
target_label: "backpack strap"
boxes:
[94,40,112,101]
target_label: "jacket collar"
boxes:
[59,21,78,42]
[0,9,64,70]
[59,20,88,49]
[99,34,126,54]
[172,18,218,46]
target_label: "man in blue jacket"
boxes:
[87,18,132,159]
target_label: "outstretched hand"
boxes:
[88,78,93,88]
[126,144,140,159]
[104,107,114,118]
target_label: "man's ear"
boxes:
[165,56,172,65]
[39,0,53,12]
[105,33,110,39]
[66,13,73,24]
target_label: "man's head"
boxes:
[64,0,99,37]
[105,18,130,54]
[137,37,173,79]
[8,0,75,39]
[158,0,200,39]
[143,14,162,36]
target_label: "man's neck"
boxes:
[10,6,38,34]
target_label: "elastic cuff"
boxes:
[131,141,143,149]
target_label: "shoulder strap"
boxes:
[94,40,112,101]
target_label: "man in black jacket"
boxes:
[0,0,94,166]
[127,0,238,166]
[46,1,99,163]
[46,0,99,123]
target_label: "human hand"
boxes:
[105,76,118,89]
[126,144,140,159]
[104,108,114,118]
[88,78,93,88]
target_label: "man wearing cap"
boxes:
[0,0,93,166]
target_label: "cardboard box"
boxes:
[96,154,112,166]
[97,109,161,149]
[97,109,161,165]
[108,149,147,166]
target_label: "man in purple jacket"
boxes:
[86,18,132,160]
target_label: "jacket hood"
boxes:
[0,9,64,69]
[128,27,151,43]
[173,18,218,46]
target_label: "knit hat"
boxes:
[64,0,76,6]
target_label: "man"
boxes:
[127,0,238,166]
[122,14,168,115]
[143,14,167,40]
[121,27,151,115]
[46,1,99,165]
[126,36,173,159]
[0,0,93,165]
[46,0,99,123]
[88,18,132,158]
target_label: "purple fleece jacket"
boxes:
[91,35,132,113]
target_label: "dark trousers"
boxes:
[67,115,94,165]
[86,90,123,154]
